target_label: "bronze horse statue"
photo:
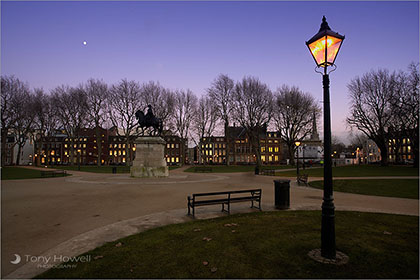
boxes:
[135,105,163,136]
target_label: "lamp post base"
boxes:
[308,249,349,265]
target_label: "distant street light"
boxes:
[295,141,301,178]
[306,16,345,260]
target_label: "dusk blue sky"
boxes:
[2,1,419,142]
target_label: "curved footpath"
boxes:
[2,167,418,279]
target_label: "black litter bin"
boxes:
[274,179,290,209]
[112,167,117,174]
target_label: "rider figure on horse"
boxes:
[145,105,154,125]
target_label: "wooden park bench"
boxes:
[194,166,212,173]
[187,189,262,216]
[260,169,275,176]
[297,174,309,186]
[41,170,67,178]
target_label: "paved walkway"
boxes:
[2,167,419,278]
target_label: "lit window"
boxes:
[122,157,126,163]
[123,144,126,148]
[275,155,278,161]
[171,157,175,163]
[176,157,179,163]
[167,157,170,163]
[58,158,61,162]
[268,156,272,162]
[123,150,126,155]
[83,144,86,148]
[261,155,266,162]
[269,147,273,152]
[275,147,279,152]
[172,144,175,148]
[64,144,68,148]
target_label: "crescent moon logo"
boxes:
[10,254,21,264]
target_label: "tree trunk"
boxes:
[69,138,74,166]
[379,144,388,166]
[1,129,8,166]
[96,126,102,166]
[16,144,22,165]
[287,143,295,166]
[36,139,42,166]
[126,137,130,166]
[224,122,230,166]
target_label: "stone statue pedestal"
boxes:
[130,137,169,178]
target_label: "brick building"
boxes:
[199,126,283,165]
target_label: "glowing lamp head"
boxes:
[306,16,345,68]
[295,141,301,147]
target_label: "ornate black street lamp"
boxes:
[306,16,344,259]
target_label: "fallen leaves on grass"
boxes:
[193,228,201,232]
[93,255,103,260]
[224,223,239,227]
[115,242,123,247]
[202,261,209,266]
[383,231,392,235]
[202,237,212,242]
[211,267,218,273]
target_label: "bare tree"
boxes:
[272,85,320,165]
[1,76,28,165]
[207,74,234,165]
[11,88,34,165]
[231,76,273,169]
[347,69,396,166]
[84,79,109,166]
[172,89,198,165]
[32,89,59,166]
[107,79,144,165]
[389,63,419,167]
[191,94,218,162]
[140,81,175,131]
[52,85,89,166]
[331,135,346,155]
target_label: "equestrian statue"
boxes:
[135,105,163,136]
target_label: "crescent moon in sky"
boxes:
[10,254,21,264]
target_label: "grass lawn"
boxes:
[50,165,179,173]
[184,165,290,173]
[276,164,419,177]
[36,211,418,279]
[309,179,419,199]
[1,166,69,180]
